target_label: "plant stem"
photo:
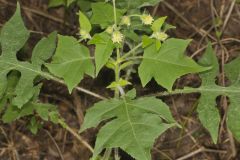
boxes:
[103,149,112,160]
[102,1,121,159]
[122,42,143,59]
[58,119,94,153]
[114,48,121,98]
[113,48,121,160]
[42,72,107,100]
[112,0,117,26]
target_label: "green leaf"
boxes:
[2,103,35,123]
[0,4,57,108]
[28,117,41,135]
[77,0,92,12]
[2,101,58,123]
[32,32,57,66]
[225,57,240,85]
[48,0,65,7]
[138,38,209,91]
[196,43,220,143]
[122,29,140,42]
[195,43,240,143]
[79,11,92,33]
[107,78,131,89]
[155,39,161,51]
[46,35,94,93]
[91,2,126,28]
[142,35,154,48]
[81,92,176,160]
[116,0,162,9]
[67,0,75,6]
[35,103,57,121]
[151,16,167,32]
[224,58,240,140]
[163,23,176,32]
[89,32,114,75]
[48,0,75,7]
[49,111,60,124]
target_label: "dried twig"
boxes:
[44,129,65,160]
[221,0,236,34]
[59,120,94,153]
[176,147,227,160]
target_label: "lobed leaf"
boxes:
[46,35,94,93]
[81,90,176,160]
[138,38,209,91]
[195,43,240,143]
[224,58,240,140]
[0,4,57,108]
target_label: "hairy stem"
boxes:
[113,0,117,26]
[102,1,120,159]
[122,42,143,59]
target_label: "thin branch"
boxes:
[75,86,107,100]
[59,120,94,153]
[221,0,236,34]
[176,147,227,160]
[44,129,64,160]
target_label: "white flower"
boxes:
[152,32,168,41]
[112,31,124,43]
[80,29,91,39]
[106,26,114,34]
[140,14,154,25]
[121,16,131,26]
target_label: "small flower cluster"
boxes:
[140,14,154,25]
[111,31,124,44]
[121,16,131,26]
[152,32,168,41]
[106,13,168,44]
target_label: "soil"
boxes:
[0,0,240,160]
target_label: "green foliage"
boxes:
[48,0,75,7]
[139,38,209,91]
[90,2,126,28]
[0,3,60,129]
[89,32,114,75]
[194,44,240,143]
[48,0,163,11]
[116,0,162,9]
[225,58,240,140]
[46,35,94,93]
[4,1,240,160]
[197,44,221,143]
[81,90,176,160]
[151,16,167,32]
[0,4,57,108]
[79,10,92,33]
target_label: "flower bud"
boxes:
[140,14,154,25]
[152,32,168,41]
[112,31,124,43]
[121,16,131,26]
[106,26,114,34]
